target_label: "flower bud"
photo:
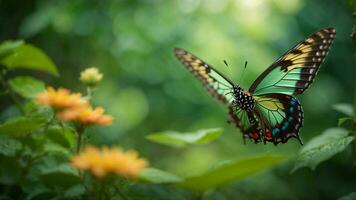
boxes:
[79,67,103,86]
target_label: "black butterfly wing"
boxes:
[249,28,336,96]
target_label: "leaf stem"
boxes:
[0,70,25,114]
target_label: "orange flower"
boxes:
[57,106,112,125]
[71,146,148,178]
[36,87,88,110]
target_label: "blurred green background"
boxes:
[0,0,355,199]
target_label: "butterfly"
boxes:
[174,28,336,145]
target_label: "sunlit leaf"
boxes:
[291,128,354,173]
[0,135,22,157]
[333,103,354,117]
[139,168,183,184]
[0,44,58,76]
[8,76,45,98]
[0,116,46,137]
[146,128,223,147]
[178,155,285,191]
[0,40,24,59]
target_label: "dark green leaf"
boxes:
[291,128,354,173]
[146,128,223,147]
[0,44,58,76]
[0,135,22,157]
[0,40,24,59]
[8,76,45,98]
[139,168,183,184]
[338,192,356,200]
[333,103,354,117]
[338,117,354,127]
[178,155,285,191]
[63,185,86,198]
[45,126,75,148]
[0,116,46,137]
[40,163,81,188]
[0,156,21,185]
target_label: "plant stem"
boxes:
[114,185,128,200]
[353,68,356,166]
[0,70,25,114]
[76,124,85,153]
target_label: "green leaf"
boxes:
[0,156,21,185]
[43,143,71,156]
[338,192,356,200]
[0,116,46,137]
[0,40,24,59]
[8,76,45,98]
[139,168,183,184]
[338,117,354,127]
[291,128,354,173]
[40,163,81,188]
[146,128,223,147]
[45,126,75,148]
[63,185,86,198]
[178,155,285,191]
[0,135,22,157]
[333,103,354,117]
[0,43,58,76]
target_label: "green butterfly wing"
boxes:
[175,48,257,141]
[174,48,235,104]
[254,94,304,144]
[249,28,336,96]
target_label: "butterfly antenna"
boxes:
[223,60,229,67]
[238,61,248,85]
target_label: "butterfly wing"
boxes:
[174,48,235,104]
[228,105,264,143]
[249,28,336,96]
[254,94,304,145]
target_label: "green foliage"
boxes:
[8,76,45,98]
[139,168,183,184]
[179,155,285,191]
[291,128,354,173]
[0,135,22,157]
[0,115,46,137]
[0,40,24,59]
[0,41,58,76]
[39,164,81,188]
[333,103,354,117]
[338,192,356,200]
[146,128,223,147]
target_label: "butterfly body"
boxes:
[174,28,335,145]
[232,86,255,112]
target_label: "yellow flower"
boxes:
[71,146,148,178]
[36,87,88,110]
[79,67,103,86]
[57,106,113,125]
